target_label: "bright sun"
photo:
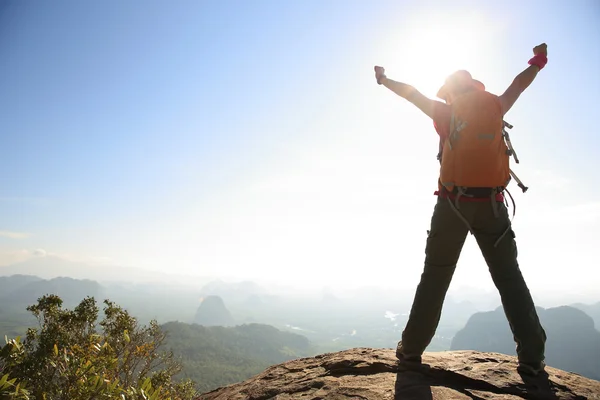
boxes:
[383,10,493,99]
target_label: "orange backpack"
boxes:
[437,90,528,193]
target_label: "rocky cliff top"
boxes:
[198,347,600,399]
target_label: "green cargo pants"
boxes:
[400,196,547,364]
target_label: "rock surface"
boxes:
[198,347,600,399]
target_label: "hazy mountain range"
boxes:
[0,254,215,287]
[1,272,599,390]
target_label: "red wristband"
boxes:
[528,54,548,70]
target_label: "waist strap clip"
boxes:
[454,186,474,210]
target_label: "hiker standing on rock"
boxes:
[374,44,549,376]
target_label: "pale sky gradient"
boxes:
[1,0,599,297]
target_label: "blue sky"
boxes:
[1,0,599,296]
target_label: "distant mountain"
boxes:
[0,255,214,287]
[0,275,103,308]
[194,295,235,327]
[199,279,267,304]
[571,301,600,328]
[163,321,313,394]
[451,305,600,381]
[0,274,201,339]
[0,275,105,339]
[0,274,43,297]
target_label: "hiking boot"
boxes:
[517,360,547,376]
[395,341,422,364]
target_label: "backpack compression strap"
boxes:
[503,121,529,193]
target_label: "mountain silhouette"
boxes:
[451,305,600,381]
[0,255,214,287]
[199,279,267,305]
[0,274,43,297]
[194,295,235,327]
[571,301,600,328]
[0,275,103,309]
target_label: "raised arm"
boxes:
[499,43,548,115]
[374,66,445,120]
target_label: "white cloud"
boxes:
[0,231,29,239]
[0,249,31,266]
[32,249,47,257]
[0,248,70,267]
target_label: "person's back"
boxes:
[373,44,549,376]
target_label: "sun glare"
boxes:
[384,10,493,98]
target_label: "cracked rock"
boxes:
[198,348,600,399]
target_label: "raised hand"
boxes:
[374,66,386,84]
[533,43,547,57]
